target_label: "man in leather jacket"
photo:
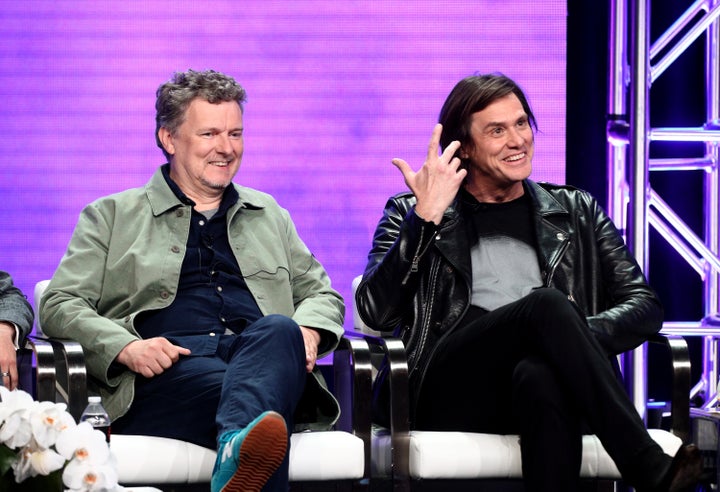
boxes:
[355,74,702,491]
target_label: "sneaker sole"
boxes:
[221,411,288,492]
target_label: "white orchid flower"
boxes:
[30,400,76,448]
[11,443,65,482]
[62,459,120,492]
[56,422,111,465]
[0,388,36,449]
[30,446,67,475]
[11,446,35,482]
[1,390,119,489]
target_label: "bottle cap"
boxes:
[88,396,102,403]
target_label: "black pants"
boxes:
[415,288,672,491]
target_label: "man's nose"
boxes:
[507,127,527,147]
[216,134,233,154]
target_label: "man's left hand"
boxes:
[0,322,18,390]
[299,326,321,372]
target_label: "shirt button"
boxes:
[217,286,223,292]
[171,245,181,253]
[220,317,226,323]
[209,332,216,337]
[556,232,565,241]
[199,220,205,226]
[435,234,441,240]
[160,291,169,299]
[175,209,184,217]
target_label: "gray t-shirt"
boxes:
[469,235,542,311]
[461,190,542,311]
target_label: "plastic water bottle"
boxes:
[80,395,111,443]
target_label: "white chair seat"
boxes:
[112,431,365,484]
[288,431,366,481]
[111,435,215,484]
[371,427,681,479]
[34,279,369,485]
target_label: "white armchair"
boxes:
[23,280,372,491]
[350,275,691,491]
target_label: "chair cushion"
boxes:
[112,435,216,484]
[288,431,366,480]
[112,431,365,484]
[371,428,682,479]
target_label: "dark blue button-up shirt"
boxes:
[134,165,262,352]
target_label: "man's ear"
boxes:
[158,127,175,156]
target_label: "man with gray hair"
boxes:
[41,69,344,492]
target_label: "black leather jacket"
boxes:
[356,179,663,426]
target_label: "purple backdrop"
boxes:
[0,1,566,329]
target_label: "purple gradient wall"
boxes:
[0,1,566,329]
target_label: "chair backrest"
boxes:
[33,279,51,337]
[352,275,385,336]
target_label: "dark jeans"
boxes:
[113,314,307,492]
[415,288,672,491]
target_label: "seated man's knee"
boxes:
[512,357,568,408]
[527,287,571,308]
[513,357,555,396]
[525,288,582,325]
[248,314,303,345]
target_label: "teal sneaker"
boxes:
[211,411,288,492]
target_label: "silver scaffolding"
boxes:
[607,0,720,412]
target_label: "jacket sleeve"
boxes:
[282,209,345,357]
[39,201,139,385]
[355,194,438,332]
[584,197,664,355]
[0,271,34,342]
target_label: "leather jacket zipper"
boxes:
[412,260,471,413]
[402,226,437,285]
[544,236,570,286]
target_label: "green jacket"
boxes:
[40,167,345,430]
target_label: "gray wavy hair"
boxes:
[155,69,247,160]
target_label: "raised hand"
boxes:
[391,123,467,224]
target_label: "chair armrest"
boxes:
[351,331,411,485]
[333,335,373,480]
[25,335,88,421]
[648,333,691,443]
[20,337,56,400]
[351,330,692,484]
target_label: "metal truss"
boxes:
[607,0,720,413]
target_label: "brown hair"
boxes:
[438,73,537,159]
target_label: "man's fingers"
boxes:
[166,344,191,362]
[391,157,412,175]
[9,365,18,390]
[442,140,462,163]
[426,123,443,158]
